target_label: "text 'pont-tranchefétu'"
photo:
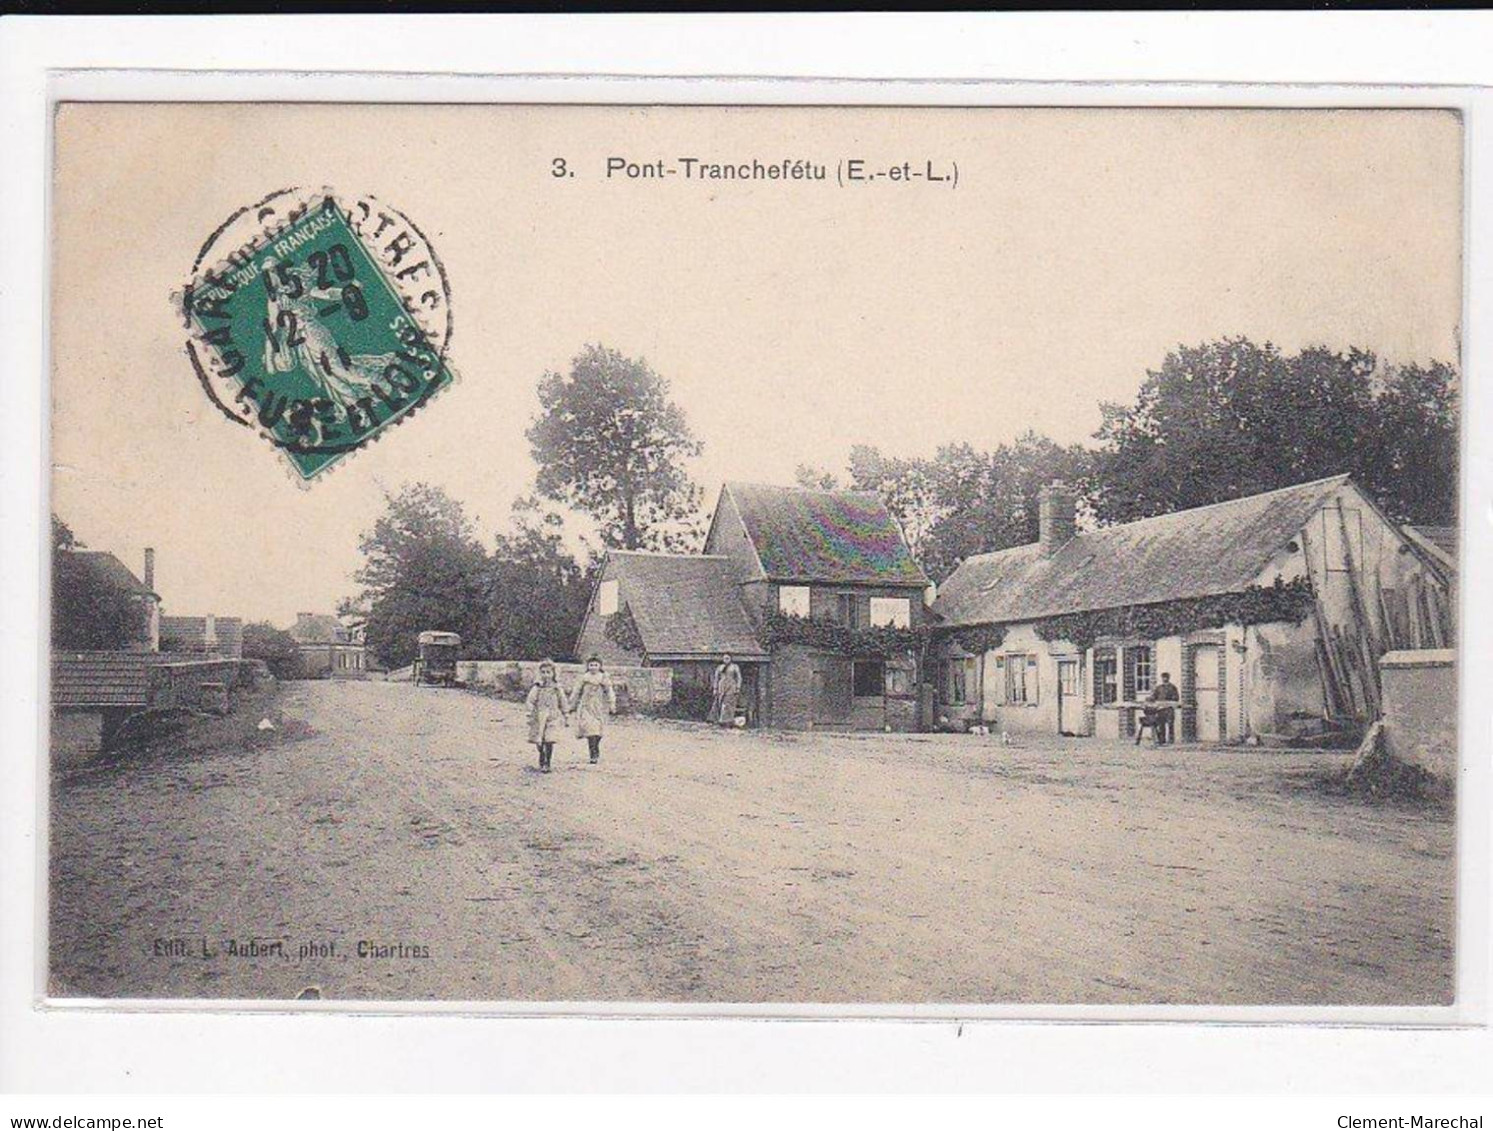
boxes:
[548,156,960,188]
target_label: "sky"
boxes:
[50,105,1462,624]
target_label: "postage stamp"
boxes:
[180,188,456,480]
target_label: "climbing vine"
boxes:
[1029,576,1315,652]
[762,610,925,659]
[947,623,1007,655]
[603,601,645,654]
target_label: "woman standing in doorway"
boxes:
[710,653,742,727]
[526,659,568,773]
[569,655,617,764]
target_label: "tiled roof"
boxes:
[723,482,929,586]
[934,475,1352,627]
[52,652,151,708]
[290,614,349,644]
[606,552,768,660]
[63,551,156,598]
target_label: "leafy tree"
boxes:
[920,433,1092,581]
[242,621,302,681]
[350,484,491,669]
[793,463,842,491]
[486,496,595,661]
[846,445,944,560]
[839,435,1090,583]
[51,514,151,650]
[1356,360,1460,526]
[1091,338,1458,526]
[527,344,704,551]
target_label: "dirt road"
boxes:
[49,679,1455,1005]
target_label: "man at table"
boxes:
[1150,672,1180,745]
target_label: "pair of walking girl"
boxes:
[525,656,617,773]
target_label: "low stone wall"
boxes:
[454,659,672,712]
[1379,649,1456,783]
[148,658,268,713]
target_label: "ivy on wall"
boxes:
[603,601,645,654]
[947,623,1007,655]
[762,610,924,659]
[1028,576,1315,652]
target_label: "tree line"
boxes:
[342,337,1458,668]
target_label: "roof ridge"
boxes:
[607,549,731,560]
[957,474,1353,566]
[724,479,884,500]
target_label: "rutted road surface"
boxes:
[49,679,1455,1004]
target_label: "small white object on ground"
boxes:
[257,718,276,731]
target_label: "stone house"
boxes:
[289,612,368,678]
[931,475,1454,743]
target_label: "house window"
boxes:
[869,597,911,628]
[835,593,863,628]
[1094,648,1118,705]
[853,660,885,697]
[1006,653,1037,705]
[598,579,619,616]
[1129,646,1154,696]
[779,585,811,617]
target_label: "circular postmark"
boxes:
[179,187,457,480]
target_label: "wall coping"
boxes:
[1380,648,1455,669]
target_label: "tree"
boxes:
[794,463,842,491]
[51,514,151,650]
[349,484,491,669]
[846,445,944,559]
[1356,360,1460,525]
[242,621,302,681]
[920,434,1092,580]
[1091,338,1458,526]
[486,496,595,661]
[527,344,704,551]
[839,436,1091,583]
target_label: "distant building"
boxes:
[160,614,244,659]
[932,476,1455,743]
[576,482,931,730]
[288,612,367,678]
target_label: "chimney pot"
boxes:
[1038,481,1077,557]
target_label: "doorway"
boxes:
[1057,658,1081,736]
[1192,644,1222,742]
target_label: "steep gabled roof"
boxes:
[721,482,929,586]
[604,551,767,660]
[934,475,1352,627]
[64,551,156,598]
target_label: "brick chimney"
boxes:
[1038,481,1077,556]
[143,547,156,592]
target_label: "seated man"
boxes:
[1150,672,1180,745]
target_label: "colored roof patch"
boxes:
[606,552,767,660]
[724,482,928,586]
[934,475,1352,627]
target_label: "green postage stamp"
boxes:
[181,188,456,480]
